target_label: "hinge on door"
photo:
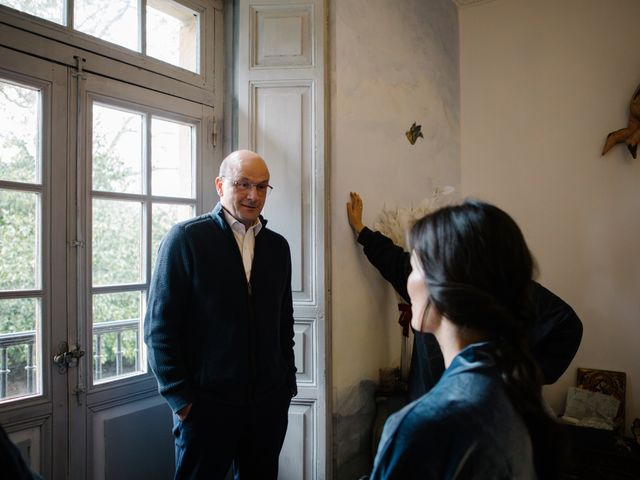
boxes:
[71,56,87,80]
[211,116,218,148]
[69,240,85,248]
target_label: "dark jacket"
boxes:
[370,342,536,480]
[357,226,583,399]
[144,203,297,413]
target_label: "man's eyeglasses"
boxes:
[224,177,273,195]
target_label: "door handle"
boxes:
[53,341,85,373]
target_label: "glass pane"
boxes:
[0,80,40,184]
[151,118,193,198]
[0,0,65,25]
[74,0,139,51]
[92,104,143,194]
[0,298,41,400]
[147,0,199,72]
[92,291,143,382]
[151,203,193,269]
[0,189,40,291]
[92,199,142,286]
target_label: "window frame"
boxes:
[81,76,212,391]
[0,0,219,94]
[0,61,60,405]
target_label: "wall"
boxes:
[329,0,460,476]
[459,0,640,434]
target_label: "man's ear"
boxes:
[214,177,224,197]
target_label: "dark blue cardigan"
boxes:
[144,203,297,413]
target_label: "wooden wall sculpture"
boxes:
[602,83,640,159]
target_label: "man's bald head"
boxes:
[215,150,271,228]
[219,150,269,179]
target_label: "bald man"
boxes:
[145,150,297,479]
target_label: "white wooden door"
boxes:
[237,1,328,478]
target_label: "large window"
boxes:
[0,0,200,73]
[0,78,43,401]
[0,1,217,473]
[89,100,195,383]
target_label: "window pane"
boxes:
[0,0,65,25]
[0,80,40,184]
[92,199,142,286]
[0,189,40,291]
[74,0,139,52]
[151,118,193,198]
[0,298,41,400]
[147,0,199,73]
[92,104,143,194]
[92,291,143,383]
[151,203,193,269]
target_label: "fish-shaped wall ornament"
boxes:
[405,122,424,145]
[602,83,640,159]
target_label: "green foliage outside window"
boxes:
[0,81,39,397]
[91,110,143,379]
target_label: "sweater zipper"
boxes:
[247,280,256,399]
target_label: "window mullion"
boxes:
[66,0,74,29]
[144,112,152,288]
[140,0,147,56]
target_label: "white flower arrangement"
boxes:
[373,186,455,251]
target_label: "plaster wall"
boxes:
[329,0,460,474]
[330,0,460,397]
[459,0,640,434]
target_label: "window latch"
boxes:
[53,341,86,373]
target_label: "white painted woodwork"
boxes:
[253,82,313,297]
[252,5,313,68]
[238,0,327,478]
[294,318,316,384]
[0,0,220,94]
[279,401,316,479]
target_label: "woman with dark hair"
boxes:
[369,200,565,479]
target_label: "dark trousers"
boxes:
[172,385,291,480]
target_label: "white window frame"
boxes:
[0,0,221,96]
[85,91,204,388]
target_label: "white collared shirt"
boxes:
[222,208,263,282]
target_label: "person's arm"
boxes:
[347,192,412,302]
[144,226,195,417]
[529,282,583,384]
[280,242,298,397]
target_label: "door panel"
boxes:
[253,82,312,298]
[279,401,316,479]
[0,46,68,480]
[237,1,327,478]
[90,396,173,480]
[69,71,214,479]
